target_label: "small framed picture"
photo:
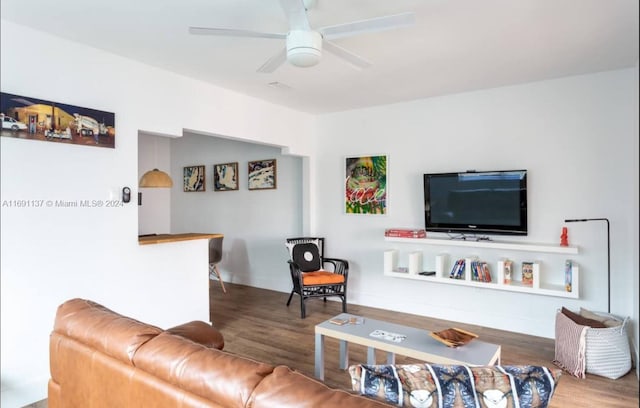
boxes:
[183,165,205,192]
[213,162,239,191]
[248,159,277,190]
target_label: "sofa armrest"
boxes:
[166,321,224,350]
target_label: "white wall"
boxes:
[0,20,313,408]
[167,132,303,291]
[313,68,638,340]
[138,133,172,234]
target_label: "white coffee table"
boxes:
[314,313,501,380]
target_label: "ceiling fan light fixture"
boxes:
[286,30,322,67]
[139,168,173,188]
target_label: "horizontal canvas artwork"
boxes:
[0,92,115,148]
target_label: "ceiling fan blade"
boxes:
[279,0,311,31]
[257,48,288,73]
[323,40,372,70]
[320,12,416,40]
[189,26,285,40]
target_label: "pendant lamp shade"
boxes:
[139,168,173,188]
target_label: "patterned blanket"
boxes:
[349,363,562,408]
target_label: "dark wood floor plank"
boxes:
[211,282,638,408]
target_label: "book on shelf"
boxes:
[522,262,534,286]
[384,228,427,238]
[470,260,479,281]
[450,259,465,279]
[564,260,572,292]
[481,262,492,282]
[470,260,492,282]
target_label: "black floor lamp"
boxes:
[564,218,610,313]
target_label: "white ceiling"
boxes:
[1,0,638,114]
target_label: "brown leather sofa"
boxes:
[48,298,390,407]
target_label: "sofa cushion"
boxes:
[166,320,224,350]
[249,366,390,408]
[349,363,562,408]
[54,298,163,364]
[579,307,622,327]
[561,307,606,328]
[134,332,274,407]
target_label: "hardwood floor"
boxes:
[211,282,638,408]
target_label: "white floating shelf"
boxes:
[384,236,579,255]
[384,270,579,299]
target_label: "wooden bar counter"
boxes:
[138,233,223,245]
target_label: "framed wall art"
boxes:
[0,91,115,148]
[248,159,277,190]
[213,162,239,191]
[345,155,387,215]
[183,165,206,192]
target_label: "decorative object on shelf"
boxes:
[183,165,205,192]
[248,159,277,190]
[560,227,569,246]
[345,155,387,215]
[435,254,446,277]
[522,261,534,286]
[565,260,573,292]
[383,249,398,273]
[565,218,610,313]
[213,162,239,191]
[408,251,422,275]
[430,328,478,347]
[384,228,426,238]
[502,259,513,284]
[1,91,116,148]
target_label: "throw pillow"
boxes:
[560,307,607,328]
[579,307,622,327]
[349,363,561,408]
[285,239,322,272]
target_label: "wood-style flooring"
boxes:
[210,282,639,408]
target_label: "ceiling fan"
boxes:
[188,0,415,73]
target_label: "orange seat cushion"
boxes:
[302,271,345,285]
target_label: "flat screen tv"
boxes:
[423,170,527,236]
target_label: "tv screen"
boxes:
[424,170,527,236]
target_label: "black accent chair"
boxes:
[285,237,349,318]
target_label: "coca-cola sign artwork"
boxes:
[345,155,387,215]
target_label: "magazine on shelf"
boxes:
[370,329,406,343]
[522,262,534,286]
